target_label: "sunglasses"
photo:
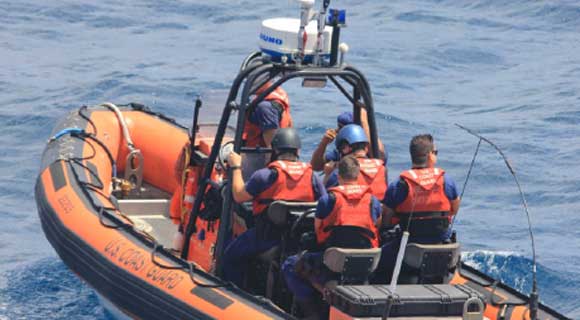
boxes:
[432,149,438,156]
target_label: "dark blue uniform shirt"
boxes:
[247,101,281,131]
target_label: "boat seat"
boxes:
[323,247,382,285]
[401,242,460,284]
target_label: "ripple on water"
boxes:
[543,111,580,125]
[395,10,459,24]
[463,250,580,315]
[0,259,106,319]
[430,47,505,66]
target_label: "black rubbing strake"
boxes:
[191,287,234,310]
[49,161,67,191]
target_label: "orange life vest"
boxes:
[316,185,379,248]
[393,167,451,225]
[357,157,387,200]
[252,160,315,215]
[170,166,199,225]
[170,165,226,227]
[242,87,293,148]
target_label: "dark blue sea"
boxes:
[1,0,579,318]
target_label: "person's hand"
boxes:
[321,128,337,144]
[228,151,242,167]
[323,161,336,176]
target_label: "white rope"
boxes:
[101,102,135,149]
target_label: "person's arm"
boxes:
[450,198,460,216]
[314,218,322,235]
[262,128,276,148]
[381,205,395,228]
[311,129,337,171]
[377,140,386,162]
[371,197,383,228]
[228,151,253,203]
[312,173,328,200]
[381,179,407,227]
[444,175,461,217]
[323,167,339,188]
[314,193,335,238]
[254,101,282,148]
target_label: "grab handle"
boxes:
[124,149,144,192]
[463,297,484,320]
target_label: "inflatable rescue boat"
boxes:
[35,1,571,319]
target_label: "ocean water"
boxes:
[1,0,579,318]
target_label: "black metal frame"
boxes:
[180,53,381,278]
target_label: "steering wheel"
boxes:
[290,208,317,239]
[217,141,235,171]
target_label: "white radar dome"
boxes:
[259,18,332,63]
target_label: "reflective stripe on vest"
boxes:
[252,160,316,215]
[393,167,451,225]
[357,157,387,200]
[243,87,293,148]
[316,185,379,247]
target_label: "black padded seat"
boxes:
[323,247,382,286]
[404,242,460,270]
[401,242,461,284]
[323,247,382,274]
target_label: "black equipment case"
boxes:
[328,284,485,317]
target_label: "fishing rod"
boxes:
[452,138,481,229]
[455,123,539,320]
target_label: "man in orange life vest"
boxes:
[282,156,382,310]
[324,124,387,200]
[378,134,460,281]
[384,134,460,241]
[242,82,293,148]
[223,128,325,287]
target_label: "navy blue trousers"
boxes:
[222,227,279,287]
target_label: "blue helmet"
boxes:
[335,124,368,149]
[337,111,354,127]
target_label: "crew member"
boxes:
[223,128,325,287]
[324,124,388,200]
[378,134,460,281]
[282,156,381,317]
[383,134,460,241]
[310,111,354,171]
[243,82,293,148]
